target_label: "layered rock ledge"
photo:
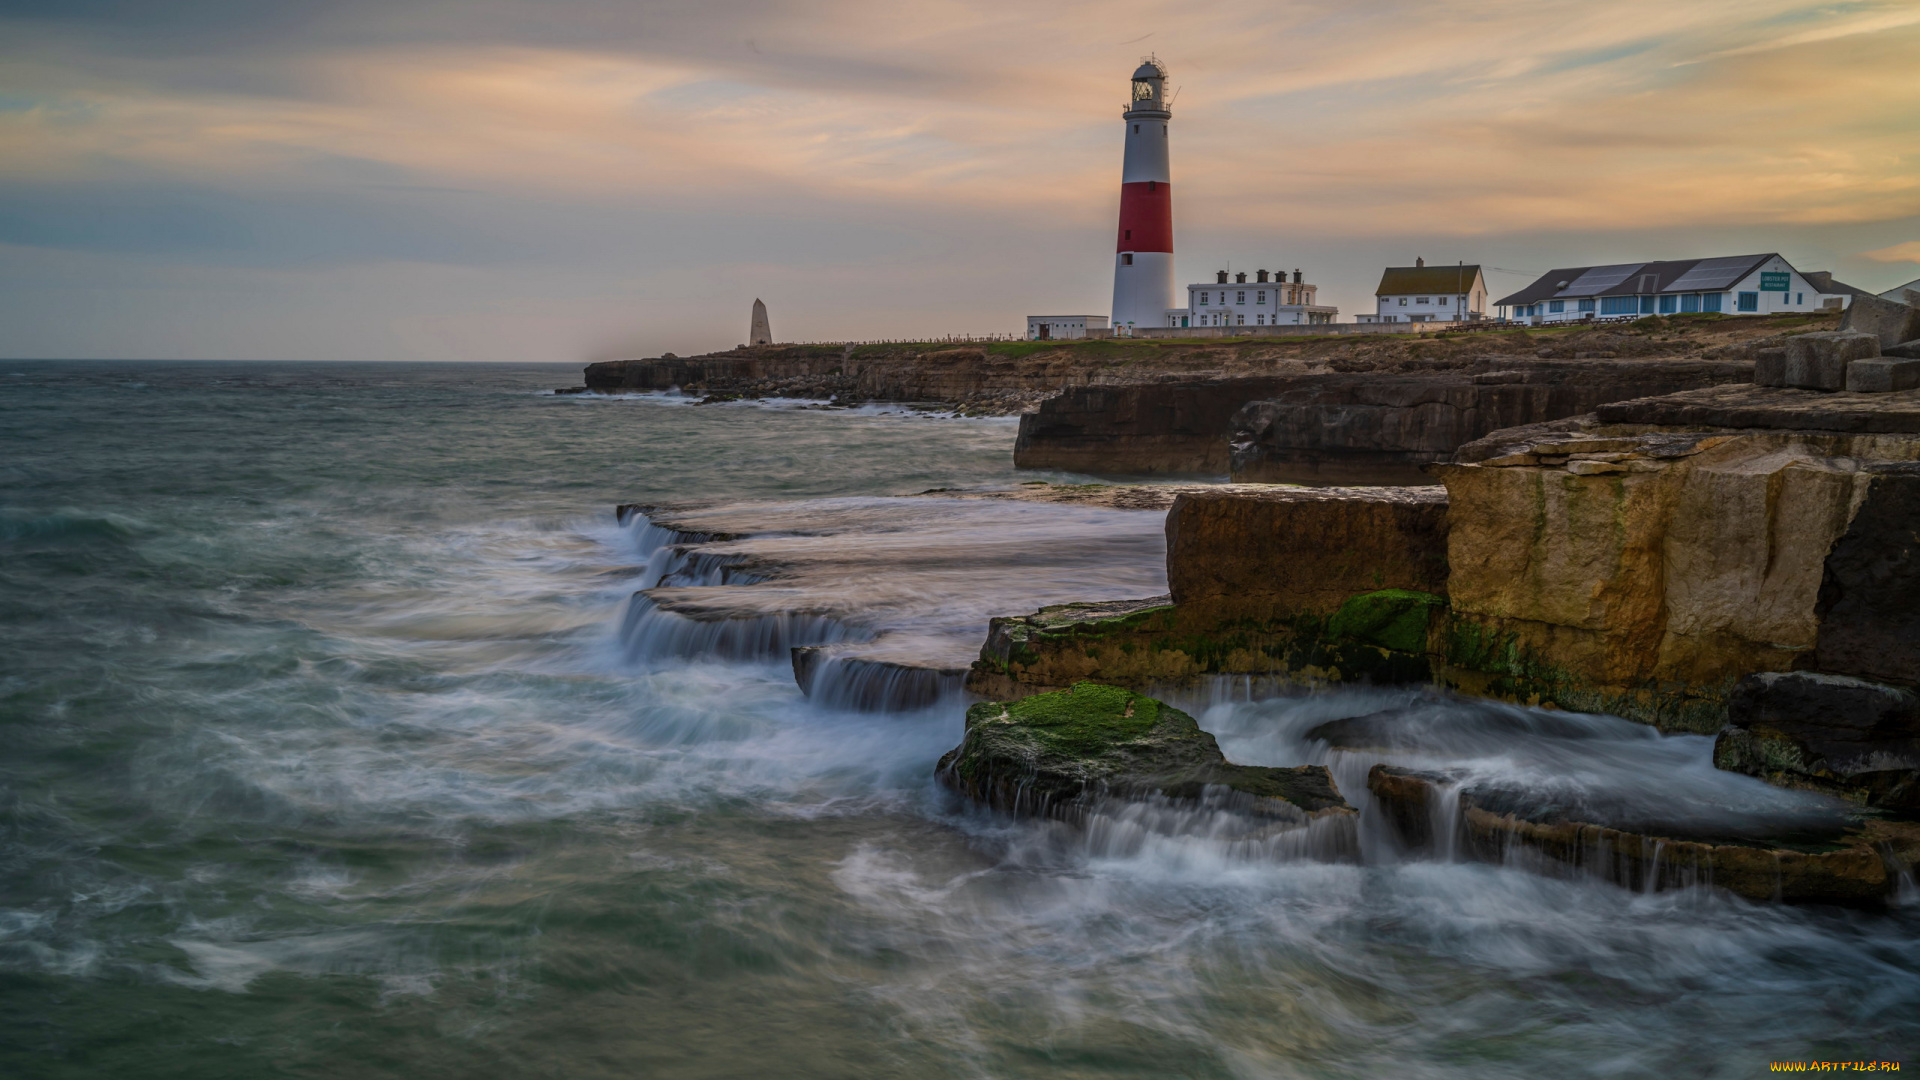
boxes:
[1014,316,1811,477]
[1368,765,1920,907]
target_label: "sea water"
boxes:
[2,360,1916,1078]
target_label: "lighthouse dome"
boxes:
[1131,60,1165,80]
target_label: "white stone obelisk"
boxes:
[749,299,772,346]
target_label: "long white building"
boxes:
[1163,268,1337,328]
[1494,254,1857,324]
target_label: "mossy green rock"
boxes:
[937,682,1352,819]
[1326,589,1445,655]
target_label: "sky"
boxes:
[2,0,1918,362]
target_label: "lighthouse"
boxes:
[1111,59,1173,332]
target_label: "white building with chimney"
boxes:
[1358,259,1487,323]
[1164,268,1336,328]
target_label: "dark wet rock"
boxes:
[1303,702,1609,752]
[1715,671,1920,813]
[1014,377,1294,475]
[937,682,1352,820]
[1815,462,1920,686]
[791,645,964,712]
[1368,765,1920,906]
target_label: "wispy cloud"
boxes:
[1863,240,1920,264]
[1,0,1917,359]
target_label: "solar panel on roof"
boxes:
[1560,264,1643,296]
[1665,255,1766,293]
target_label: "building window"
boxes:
[1236,292,1245,304]
[1658,295,1677,314]
[1237,315,1245,325]
[1398,297,1407,306]
[1416,297,1429,305]
[1438,297,1450,306]
[1681,294,1700,313]
[1257,292,1266,304]
[1578,298,1595,312]
[1548,300,1564,314]
[1640,296,1656,314]
[1704,293,1723,313]
[1121,253,1133,265]
[1199,292,1208,305]
[1796,293,1804,305]
[1256,315,1265,325]
[1737,292,1759,312]
[1601,296,1637,315]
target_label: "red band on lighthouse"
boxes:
[1116,181,1173,254]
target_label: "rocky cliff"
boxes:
[1226,359,1753,485]
[585,339,1320,414]
[586,315,1822,433]
[1434,419,1920,730]
[977,363,1920,725]
[1014,313,1817,477]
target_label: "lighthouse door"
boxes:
[1037,324,1051,340]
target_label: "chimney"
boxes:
[1293,269,1302,284]
[1235,272,1247,284]
[1256,269,1269,283]
[1217,271,1228,284]
[1416,257,1425,268]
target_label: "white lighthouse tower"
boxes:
[1111,59,1173,332]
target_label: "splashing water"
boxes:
[1,360,1916,1078]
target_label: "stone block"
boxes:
[1753,348,1787,386]
[1783,331,1879,390]
[1839,292,1920,350]
[1884,339,1920,360]
[1166,486,1449,621]
[1845,358,1920,393]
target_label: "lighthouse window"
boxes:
[1121,253,1133,265]
[1133,124,1139,133]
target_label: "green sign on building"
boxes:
[1760,271,1791,292]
